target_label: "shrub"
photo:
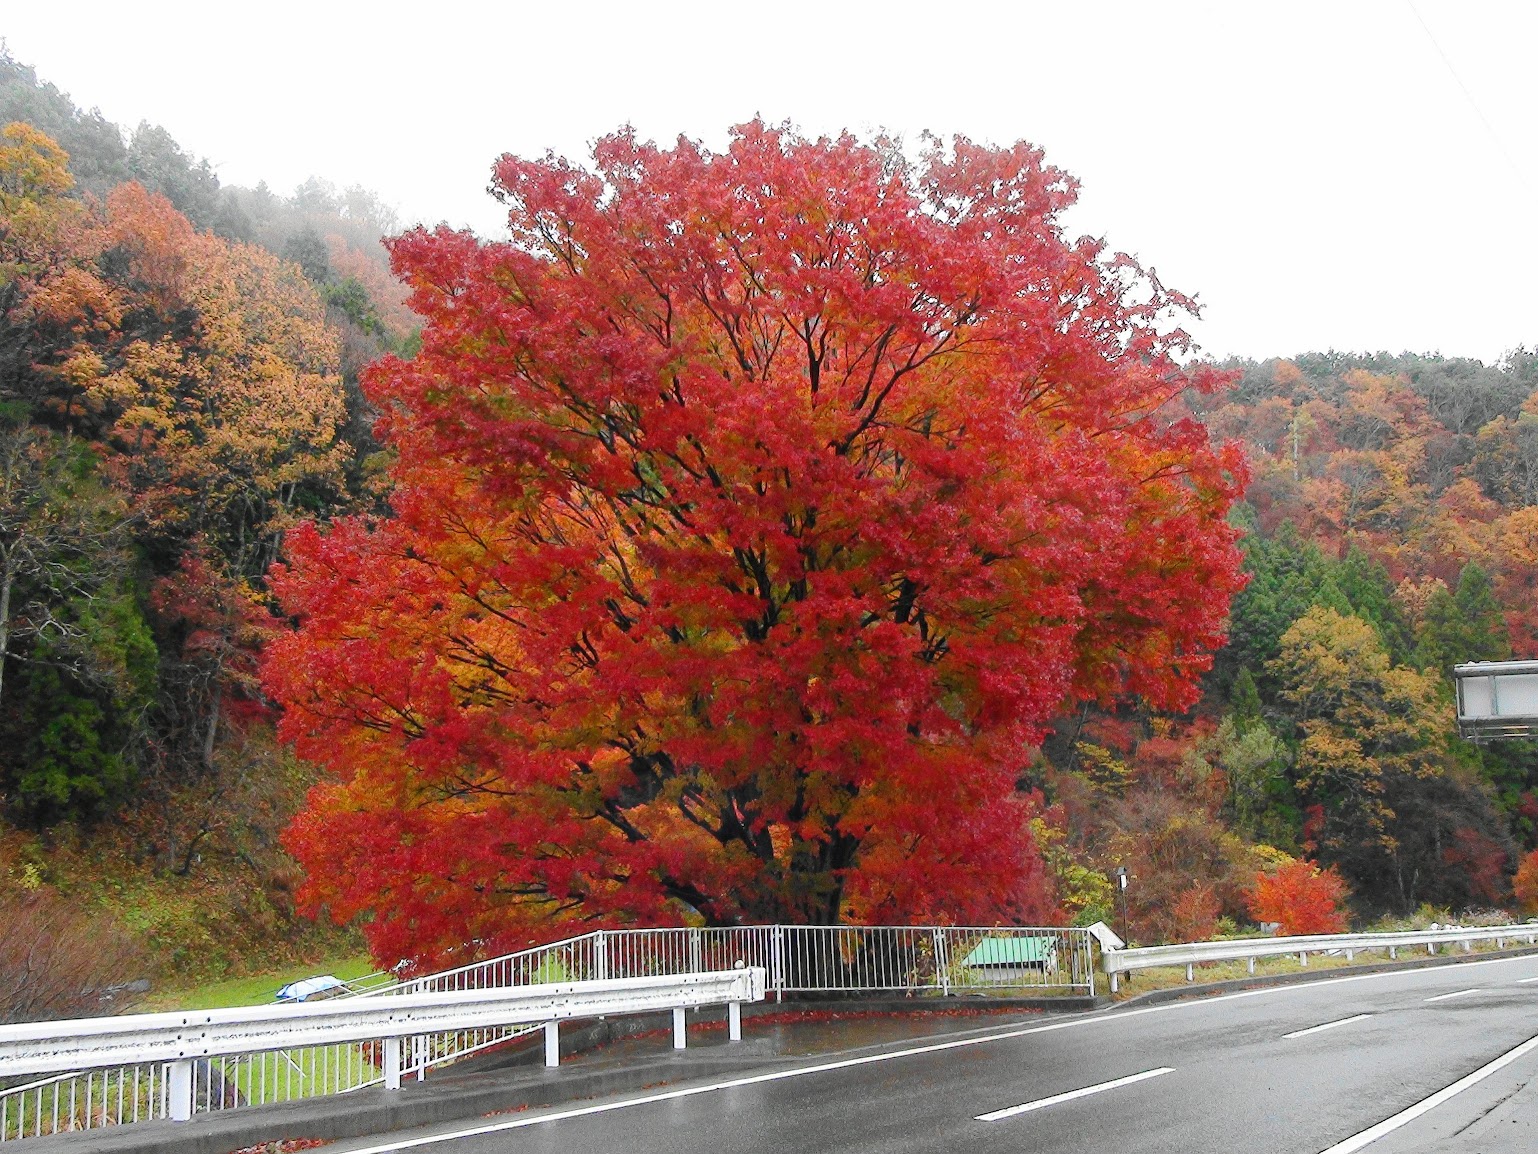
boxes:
[0,887,148,1022]
[1514,849,1538,915]
[1245,859,1350,936]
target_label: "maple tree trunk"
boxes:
[202,683,222,773]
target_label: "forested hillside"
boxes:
[1,45,1536,992]
[0,46,413,980]
[1036,353,1538,940]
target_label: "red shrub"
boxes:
[1245,859,1350,935]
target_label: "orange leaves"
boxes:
[2,128,346,570]
[1514,849,1538,915]
[1244,858,1349,936]
[1169,884,1222,943]
[1213,354,1538,663]
[104,183,196,307]
[88,200,346,561]
[324,234,416,341]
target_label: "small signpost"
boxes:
[1112,865,1130,944]
[1453,660,1538,742]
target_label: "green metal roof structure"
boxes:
[961,936,1056,967]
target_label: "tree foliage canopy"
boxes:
[268,124,1246,963]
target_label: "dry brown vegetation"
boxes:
[0,886,147,1022]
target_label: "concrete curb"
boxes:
[1107,941,1538,1010]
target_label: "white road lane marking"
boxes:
[975,1067,1174,1121]
[1317,1032,1538,1154]
[1518,976,1538,984]
[1284,1013,1372,1039]
[322,954,1538,1154]
[1424,988,1481,1002]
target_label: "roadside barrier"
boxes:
[0,969,762,1141]
[1100,922,1538,992]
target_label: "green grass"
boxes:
[219,1039,383,1104]
[140,953,377,1013]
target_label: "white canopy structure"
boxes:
[1453,660,1538,741]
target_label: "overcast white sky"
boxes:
[4,1,1535,364]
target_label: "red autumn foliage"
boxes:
[266,123,1246,966]
[1301,804,1327,852]
[1245,859,1350,936]
[1169,882,1222,943]
[1441,826,1510,908]
[1517,792,1538,827]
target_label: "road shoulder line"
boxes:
[1318,1032,1538,1154]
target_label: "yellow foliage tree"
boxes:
[1269,605,1446,893]
[92,184,346,575]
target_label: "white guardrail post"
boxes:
[168,1058,193,1122]
[771,925,785,1003]
[384,1036,402,1089]
[0,969,766,1123]
[1101,923,1538,990]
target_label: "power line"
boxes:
[1405,1,1535,201]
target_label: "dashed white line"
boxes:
[976,1067,1175,1121]
[1318,1033,1538,1153]
[319,953,1538,1154]
[1284,1013,1372,1039]
[1517,976,1538,984]
[1425,988,1481,1002]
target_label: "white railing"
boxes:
[388,925,1096,1001]
[0,923,1090,1141]
[350,924,1093,1086]
[0,970,763,1142]
[1101,922,1538,991]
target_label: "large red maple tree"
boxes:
[266,124,1246,965]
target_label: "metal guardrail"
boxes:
[0,922,1092,1141]
[1101,923,1538,992]
[13,918,1528,1139]
[351,924,1094,1086]
[0,969,763,1140]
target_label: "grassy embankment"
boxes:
[141,953,379,1012]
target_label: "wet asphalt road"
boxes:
[329,952,1538,1154]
